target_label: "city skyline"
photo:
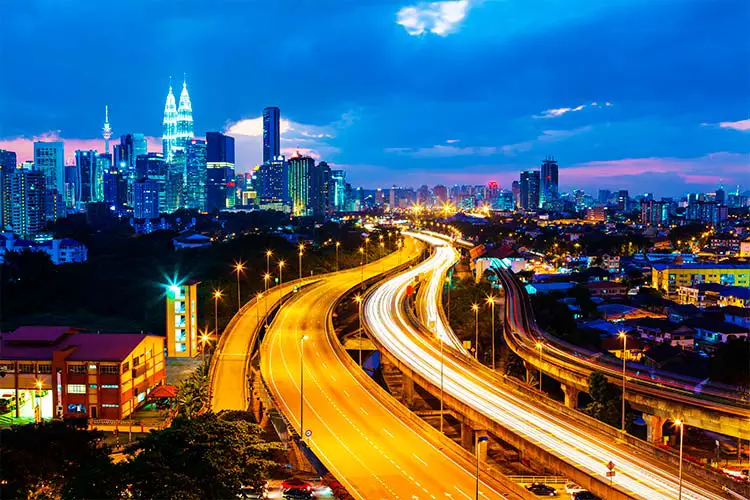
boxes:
[1,0,748,195]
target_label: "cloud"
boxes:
[386,144,496,157]
[500,126,592,155]
[396,0,471,36]
[533,101,612,119]
[714,118,750,132]
[0,132,160,164]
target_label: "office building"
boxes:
[135,152,167,210]
[133,178,160,219]
[102,163,127,212]
[0,326,165,420]
[263,106,281,164]
[652,263,750,295]
[598,189,611,205]
[331,170,347,212]
[287,152,314,216]
[519,170,540,210]
[433,185,447,204]
[165,280,200,357]
[617,190,629,211]
[493,190,514,211]
[64,165,79,209]
[311,161,331,218]
[640,200,669,226]
[206,132,235,212]
[34,141,65,212]
[7,166,46,237]
[175,80,194,151]
[162,84,178,162]
[540,157,559,208]
[74,150,97,205]
[257,157,285,207]
[185,139,207,211]
[0,149,18,229]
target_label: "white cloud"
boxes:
[718,118,750,132]
[500,126,592,155]
[533,101,612,119]
[397,0,471,36]
[386,144,496,157]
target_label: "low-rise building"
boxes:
[651,263,750,295]
[683,318,748,344]
[583,281,627,298]
[677,283,750,308]
[0,233,87,264]
[0,326,165,421]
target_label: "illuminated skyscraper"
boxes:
[331,170,346,212]
[175,79,194,151]
[162,83,178,162]
[263,106,280,164]
[102,105,112,155]
[540,156,559,208]
[7,165,45,237]
[286,152,314,216]
[206,132,235,212]
[185,139,207,211]
[75,150,97,204]
[519,170,540,210]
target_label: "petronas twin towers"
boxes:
[162,78,194,162]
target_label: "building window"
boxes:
[102,404,119,408]
[19,363,35,374]
[88,364,97,372]
[121,362,129,374]
[0,363,14,374]
[101,384,119,389]
[37,364,51,374]
[132,356,140,367]
[100,365,119,375]
[89,384,98,389]
[68,365,86,375]
[67,384,86,394]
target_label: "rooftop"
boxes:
[652,263,750,271]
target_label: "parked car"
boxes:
[565,482,585,495]
[573,491,602,500]
[526,483,557,496]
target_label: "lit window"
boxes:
[102,404,119,408]
[88,364,97,371]
[89,384,98,389]
[38,364,51,374]
[100,365,118,375]
[121,362,129,374]
[101,384,119,389]
[68,365,86,374]
[19,363,35,374]
[67,384,86,394]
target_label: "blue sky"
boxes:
[1,0,748,195]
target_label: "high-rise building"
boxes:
[433,185,447,204]
[135,153,167,211]
[75,150,97,205]
[617,190,629,211]
[162,84,178,162]
[34,141,65,213]
[175,80,194,151]
[511,181,521,209]
[7,165,46,237]
[0,149,18,229]
[519,170,540,210]
[286,152,314,216]
[539,157,559,208]
[311,161,331,219]
[598,189,611,205]
[486,181,499,203]
[331,170,347,212]
[165,280,199,357]
[102,105,113,155]
[102,157,127,212]
[185,139,207,211]
[263,106,281,164]
[133,178,160,219]
[93,154,109,203]
[206,132,235,211]
[257,157,285,206]
[64,164,79,209]
[640,200,669,226]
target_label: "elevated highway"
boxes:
[362,232,730,500]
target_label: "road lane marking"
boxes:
[412,452,428,467]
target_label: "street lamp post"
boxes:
[234,261,245,312]
[364,237,370,265]
[619,331,628,433]
[298,243,305,281]
[199,330,210,368]
[335,241,340,272]
[475,434,489,500]
[358,247,365,286]
[278,261,285,301]
[300,334,310,440]
[535,342,543,391]
[263,273,271,326]
[213,289,223,335]
[265,250,272,276]
[354,295,363,366]
[471,304,479,359]
[380,242,385,271]
[486,295,496,370]
[675,419,684,500]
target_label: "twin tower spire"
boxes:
[162,76,194,162]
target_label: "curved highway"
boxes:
[260,240,519,499]
[363,232,726,500]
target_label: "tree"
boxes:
[174,363,210,419]
[0,421,118,500]
[123,412,283,499]
[582,371,633,431]
[708,338,750,388]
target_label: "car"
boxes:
[573,492,602,500]
[282,489,313,499]
[565,482,584,495]
[281,477,312,492]
[526,483,557,496]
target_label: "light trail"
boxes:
[363,231,723,500]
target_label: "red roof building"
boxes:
[0,326,165,421]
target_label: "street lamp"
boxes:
[471,304,479,359]
[379,242,385,271]
[263,273,271,326]
[358,247,365,285]
[618,330,628,433]
[354,294,363,366]
[265,250,272,276]
[213,289,223,335]
[300,334,310,440]
[298,243,305,281]
[199,329,211,367]
[675,419,684,500]
[34,379,43,423]
[475,434,489,500]
[486,295,496,370]
[364,237,370,265]
[234,261,245,311]
[335,241,341,272]
[535,342,543,391]
[278,260,285,300]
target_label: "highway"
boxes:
[259,240,520,500]
[494,264,750,426]
[363,231,727,500]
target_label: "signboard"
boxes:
[305,429,312,438]
[606,471,616,477]
[607,461,615,470]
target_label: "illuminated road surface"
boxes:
[260,242,515,500]
[363,232,724,500]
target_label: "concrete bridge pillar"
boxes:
[645,414,665,444]
[402,376,415,408]
[524,361,533,385]
[475,429,489,462]
[461,422,473,450]
[561,383,579,409]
